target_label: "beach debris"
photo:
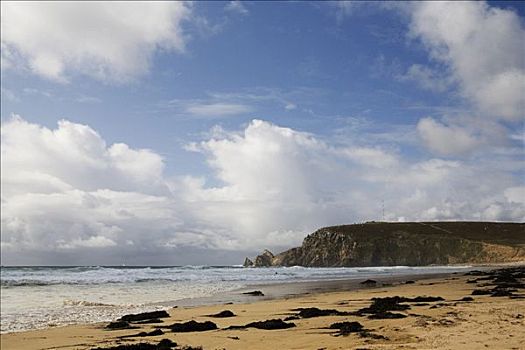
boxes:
[464,270,487,276]
[459,297,474,302]
[119,329,164,339]
[226,318,296,330]
[368,312,407,319]
[91,338,177,350]
[471,289,492,295]
[168,320,218,332]
[353,296,443,319]
[329,321,363,334]
[206,310,236,318]
[490,289,516,297]
[405,280,415,284]
[105,321,139,330]
[359,331,388,340]
[119,311,170,323]
[242,290,264,296]
[180,346,203,350]
[408,296,445,302]
[465,267,525,299]
[290,307,350,319]
[360,279,378,287]
[328,321,387,339]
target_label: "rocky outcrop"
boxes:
[254,249,275,267]
[243,257,254,267]
[248,222,525,267]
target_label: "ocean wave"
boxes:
[62,299,116,307]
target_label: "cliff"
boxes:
[245,222,525,267]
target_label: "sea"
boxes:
[0,265,475,333]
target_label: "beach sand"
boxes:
[2,268,524,350]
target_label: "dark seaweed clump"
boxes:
[119,329,164,339]
[119,311,170,323]
[91,338,176,350]
[466,267,525,298]
[354,296,443,319]
[290,307,351,319]
[168,320,217,332]
[328,321,387,339]
[206,310,236,318]
[242,290,264,296]
[105,321,138,330]
[227,318,296,330]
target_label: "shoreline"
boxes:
[0,264,483,335]
[2,265,524,349]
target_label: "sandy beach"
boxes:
[2,266,524,350]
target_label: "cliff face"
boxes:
[246,222,525,267]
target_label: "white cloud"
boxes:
[225,1,249,16]
[2,117,524,263]
[1,117,182,257]
[408,1,525,121]
[417,117,482,156]
[1,2,191,83]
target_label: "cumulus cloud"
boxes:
[1,117,181,257]
[401,1,525,157]
[2,117,524,264]
[1,2,191,82]
[408,1,525,122]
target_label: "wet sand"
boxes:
[1,266,524,350]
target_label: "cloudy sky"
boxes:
[1,1,524,265]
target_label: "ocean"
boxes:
[0,265,475,333]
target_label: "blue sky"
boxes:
[1,1,524,265]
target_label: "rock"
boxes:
[168,320,217,332]
[242,290,264,296]
[206,310,235,318]
[119,311,170,323]
[254,249,275,267]
[405,280,415,284]
[243,257,254,267]
[227,319,296,330]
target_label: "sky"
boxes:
[1,1,524,265]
